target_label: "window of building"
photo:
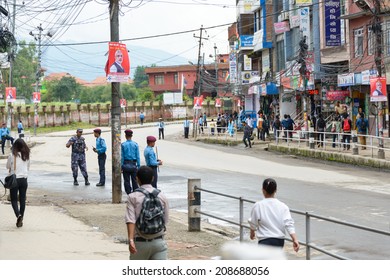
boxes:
[276,40,285,72]
[368,26,374,56]
[383,21,390,56]
[254,9,262,32]
[354,28,363,57]
[155,75,164,85]
[174,73,178,84]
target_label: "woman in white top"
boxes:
[6,138,30,228]
[249,178,299,252]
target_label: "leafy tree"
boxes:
[136,87,154,101]
[12,41,37,100]
[50,76,81,102]
[133,66,149,88]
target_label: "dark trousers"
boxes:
[10,178,28,218]
[332,133,338,148]
[317,130,325,147]
[258,238,285,248]
[184,127,189,138]
[149,166,158,188]
[140,118,144,125]
[159,128,164,139]
[122,161,138,194]
[1,135,14,154]
[98,153,106,184]
[342,133,351,150]
[243,135,251,148]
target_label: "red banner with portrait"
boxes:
[105,42,130,83]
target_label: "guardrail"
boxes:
[187,179,390,260]
[275,129,390,159]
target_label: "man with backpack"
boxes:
[356,113,368,150]
[342,114,352,150]
[125,166,169,260]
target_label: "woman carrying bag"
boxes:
[6,138,30,228]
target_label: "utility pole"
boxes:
[109,0,122,203]
[193,26,207,138]
[213,44,218,98]
[30,24,44,136]
[372,0,385,158]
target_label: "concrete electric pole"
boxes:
[109,0,122,203]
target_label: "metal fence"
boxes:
[275,129,390,160]
[187,181,390,260]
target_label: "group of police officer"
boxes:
[65,128,162,193]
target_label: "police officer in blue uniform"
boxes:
[92,128,107,187]
[144,136,162,188]
[66,128,90,186]
[121,129,140,194]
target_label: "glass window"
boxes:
[368,26,373,55]
[354,28,363,57]
[276,40,285,72]
[174,74,178,84]
[384,21,390,55]
[154,75,164,85]
[254,9,262,32]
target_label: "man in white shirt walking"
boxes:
[249,178,299,252]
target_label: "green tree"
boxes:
[12,41,37,100]
[50,76,81,102]
[133,66,149,88]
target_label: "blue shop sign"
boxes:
[240,35,254,47]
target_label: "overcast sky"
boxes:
[11,0,236,79]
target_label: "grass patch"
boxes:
[33,122,96,135]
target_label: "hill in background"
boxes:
[41,41,191,82]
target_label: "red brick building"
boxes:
[145,55,231,98]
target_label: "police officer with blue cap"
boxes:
[144,136,162,188]
[93,128,107,187]
[121,129,140,194]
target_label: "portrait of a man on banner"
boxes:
[370,77,387,102]
[5,87,16,102]
[32,92,41,103]
[105,42,130,83]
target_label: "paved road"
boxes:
[2,123,389,259]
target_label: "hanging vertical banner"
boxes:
[299,7,311,50]
[370,77,387,102]
[120,98,127,108]
[325,0,341,46]
[32,92,41,103]
[5,87,16,103]
[215,98,222,107]
[105,42,130,83]
[229,51,237,84]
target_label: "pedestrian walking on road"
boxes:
[1,123,14,155]
[92,128,107,187]
[139,112,145,125]
[157,118,165,140]
[121,129,141,194]
[66,128,90,186]
[249,178,299,252]
[144,136,162,188]
[17,120,24,134]
[125,166,169,260]
[242,121,252,148]
[6,138,30,228]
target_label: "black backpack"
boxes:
[135,188,165,235]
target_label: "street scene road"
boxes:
[1,123,389,260]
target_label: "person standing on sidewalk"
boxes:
[1,123,14,155]
[66,128,90,186]
[125,166,169,260]
[144,136,162,188]
[92,128,107,187]
[342,114,352,151]
[249,178,299,252]
[6,138,30,228]
[183,117,190,138]
[121,129,141,194]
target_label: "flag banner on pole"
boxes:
[5,87,16,103]
[370,77,387,102]
[120,99,127,108]
[105,42,130,83]
[193,96,203,109]
[32,92,41,103]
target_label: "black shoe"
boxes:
[73,180,79,186]
[16,215,23,227]
[96,183,105,187]
[85,181,90,186]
